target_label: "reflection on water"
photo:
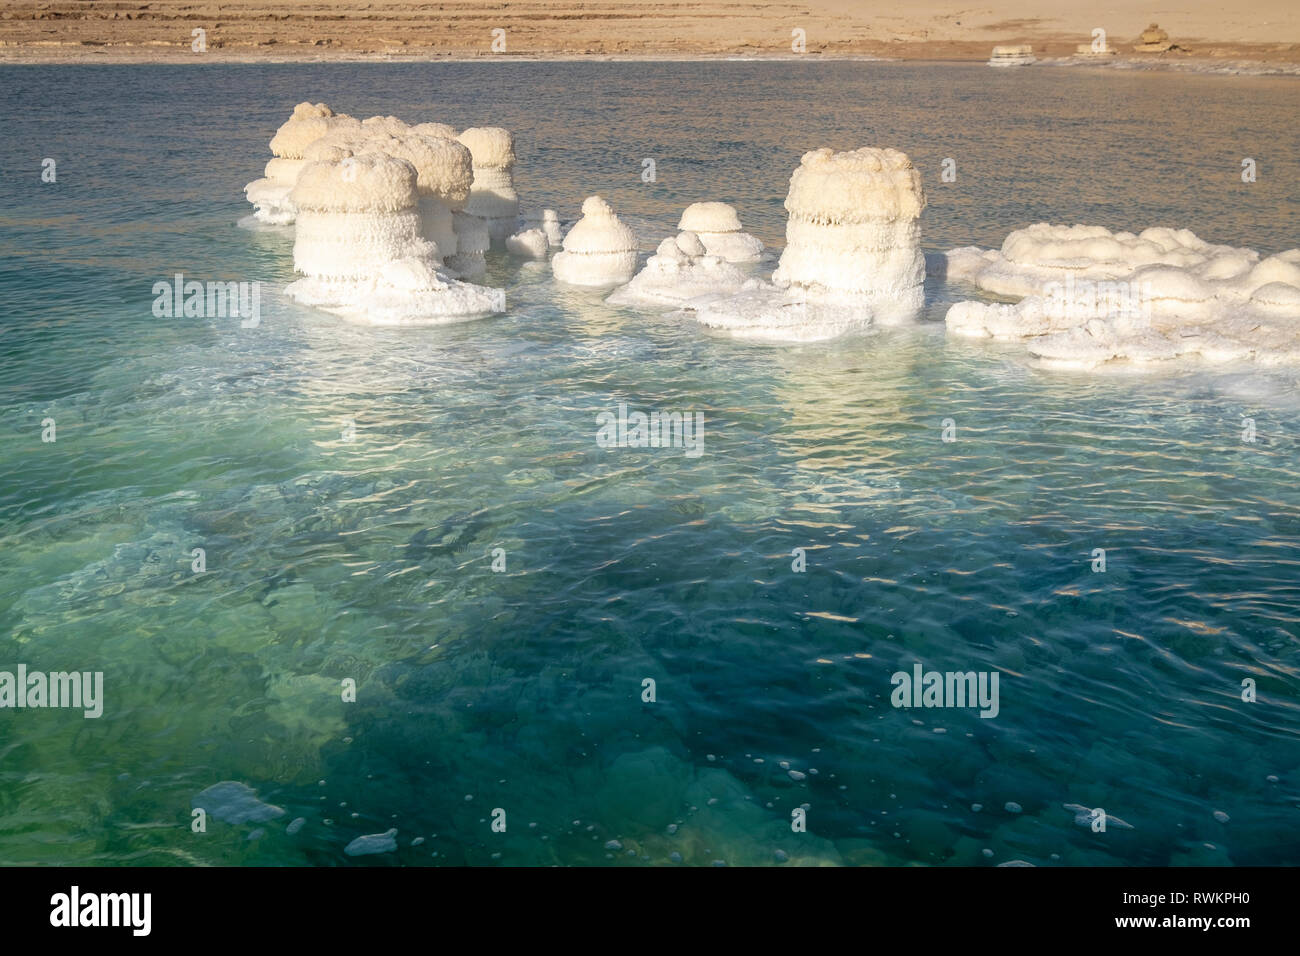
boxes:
[0,62,1297,866]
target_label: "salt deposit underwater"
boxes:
[3,62,1300,868]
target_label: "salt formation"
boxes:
[607,231,747,308]
[989,45,1036,66]
[244,102,360,225]
[1074,41,1116,58]
[449,210,491,277]
[677,202,764,262]
[302,126,474,272]
[686,146,927,341]
[1135,24,1175,53]
[507,209,564,258]
[505,228,550,259]
[941,223,1300,368]
[285,153,504,325]
[551,196,640,286]
[771,147,925,313]
[457,127,520,245]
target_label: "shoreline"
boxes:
[2,50,1299,76]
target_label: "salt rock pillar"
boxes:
[551,196,640,287]
[285,153,436,306]
[244,102,360,225]
[457,127,520,245]
[772,146,926,319]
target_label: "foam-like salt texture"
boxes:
[687,146,926,341]
[677,202,764,263]
[942,223,1300,368]
[607,232,747,308]
[506,228,550,259]
[303,127,473,265]
[244,102,362,225]
[511,209,564,256]
[284,154,504,326]
[458,127,520,244]
[551,197,640,287]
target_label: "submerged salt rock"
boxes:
[677,202,764,263]
[551,196,640,286]
[245,102,361,225]
[285,154,503,325]
[344,828,398,857]
[607,231,747,308]
[458,127,520,244]
[942,222,1300,369]
[192,781,285,824]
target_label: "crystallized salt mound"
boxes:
[301,127,472,266]
[285,154,503,326]
[551,196,640,286]
[773,147,926,314]
[677,202,764,263]
[607,232,747,308]
[511,209,564,256]
[942,223,1300,369]
[411,121,458,140]
[361,115,410,136]
[683,146,927,341]
[244,102,363,225]
[506,227,550,259]
[458,126,520,244]
[989,45,1035,66]
[507,209,564,259]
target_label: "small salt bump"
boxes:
[605,840,623,850]
[1005,802,1022,814]
[1213,810,1230,824]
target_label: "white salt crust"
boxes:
[941,223,1300,368]
[607,232,748,308]
[676,202,765,263]
[244,102,362,224]
[688,146,927,340]
[551,197,640,287]
[284,154,503,325]
[458,127,520,244]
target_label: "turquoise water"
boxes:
[1,62,1299,866]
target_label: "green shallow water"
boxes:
[0,62,1298,866]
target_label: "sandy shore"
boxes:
[2,1,1298,69]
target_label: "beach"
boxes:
[2,0,1299,70]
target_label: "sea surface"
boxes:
[1,61,1298,866]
